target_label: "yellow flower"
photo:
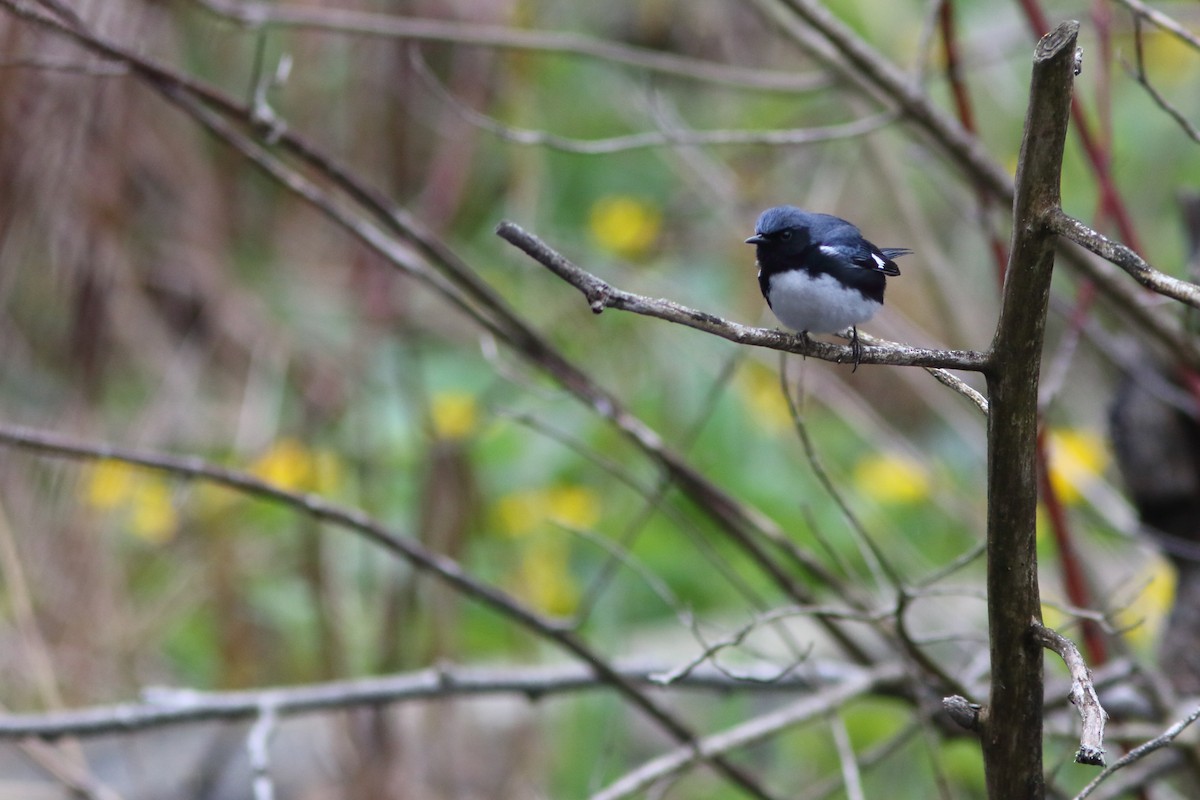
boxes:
[1115,555,1176,650]
[1044,429,1107,505]
[128,479,178,544]
[495,490,545,537]
[737,362,792,432]
[431,392,479,440]
[84,460,178,543]
[250,438,315,491]
[853,452,931,505]
[1139,29,1193,87]
[495,485,601,537]
[86,460,136,510]
[545,485,600,529]
[588,195,662,259]
[513,538,579,616]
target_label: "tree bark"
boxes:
[982,21,1079,800]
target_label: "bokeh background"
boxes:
[1,0,1199,797]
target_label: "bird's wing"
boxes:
[818,238,905,277]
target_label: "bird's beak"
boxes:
[744,234,765,245]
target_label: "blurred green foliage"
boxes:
[2,0,1198,796]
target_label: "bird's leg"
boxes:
[849,326,862,372]
[799,330,811,360]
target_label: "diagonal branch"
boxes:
[496,221,992,373]
[1047,208,1200,309]
[590,661,906,800]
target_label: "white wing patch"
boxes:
[871,252,887,268]
[818,245,841,258]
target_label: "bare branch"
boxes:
[0,659,893,740]
[589,661,906,800]
[496,220,992,373]
[922,365,989,414]
[1031,622,1108,767]
[1048,208,1200,309]
[192,0,829,93]
[247,699,280,800]
[1072,704,1200,800]
[1112,0,1200,53]
[1123,16,1200,144]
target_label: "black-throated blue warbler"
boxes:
[745,205,909,369]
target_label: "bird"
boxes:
[745,205,909,370]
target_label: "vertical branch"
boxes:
[983,21,1079,800]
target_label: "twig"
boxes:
[495,221,992,373]
[1072,704,1200,800]
[798,718,924,800]
[192,0,829,93]
[1112,0,1200,53]
[780,356,895,594]
[247,698,280,800]
[1048,208,1200,309]
[589,661,906,800]
[1031,622,1108,766]
[1124,15,1200,144]
[651,604,886,687]
[830,714,866,800]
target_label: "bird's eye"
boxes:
[779,230,792,241]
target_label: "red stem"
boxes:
[940,0,1010,284]
[1036,427,1109,664]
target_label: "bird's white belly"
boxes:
[765,270,881,333]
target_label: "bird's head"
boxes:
[745,205,812,257]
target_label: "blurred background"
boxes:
[1,0,1199,797]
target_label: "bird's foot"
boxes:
[849,327,862,372]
